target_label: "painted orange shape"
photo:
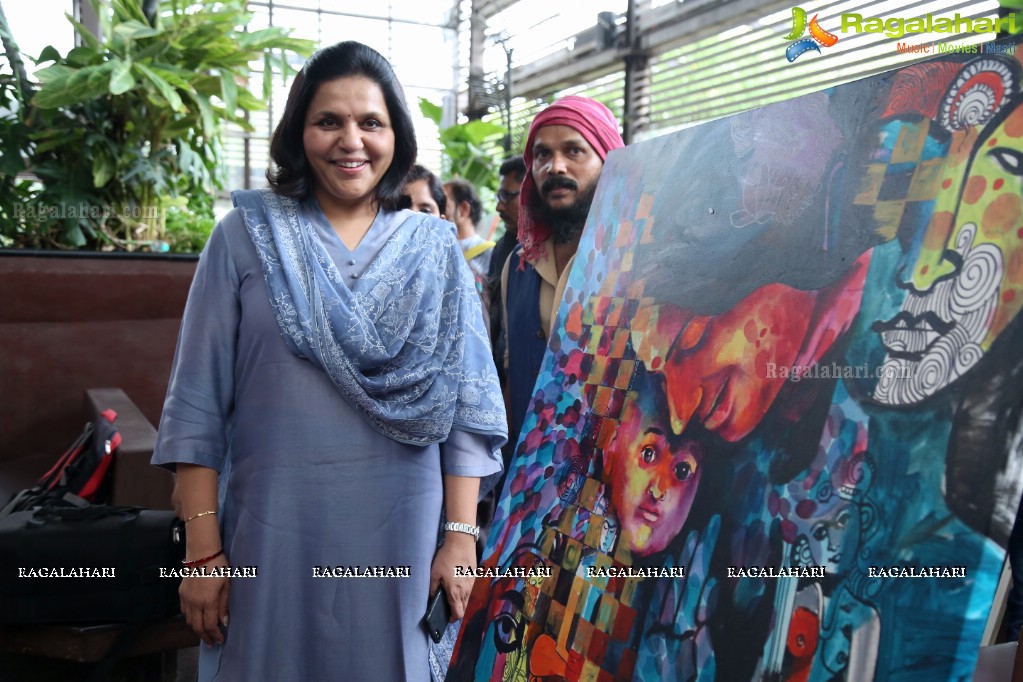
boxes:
[529,633,568,677]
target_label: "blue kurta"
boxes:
[153,200,502,682]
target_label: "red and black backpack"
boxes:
[0,409,120,517]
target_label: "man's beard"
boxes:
[529,176,597,244]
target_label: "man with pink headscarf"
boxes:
[499,95,624,467]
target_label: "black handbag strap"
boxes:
[37,422,94,490]
[27,498,139,526]
[0,486,42,518]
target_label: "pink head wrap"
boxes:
[518,96,624,265]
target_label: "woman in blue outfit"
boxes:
[152,41,506,682]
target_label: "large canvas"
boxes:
[451,40,1023,682]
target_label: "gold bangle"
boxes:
[184,510,217,523]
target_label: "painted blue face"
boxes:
[843,118,949,395]
[845,72,1023,405]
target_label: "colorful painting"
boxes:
[451,38,1023,682]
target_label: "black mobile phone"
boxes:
[423,586,452,644]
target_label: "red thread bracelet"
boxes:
[182,549,224,567]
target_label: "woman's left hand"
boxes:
[430,531,477,621]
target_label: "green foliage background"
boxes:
[419,97,507,192]
[0,0,313,251]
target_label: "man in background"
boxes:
[488,156,526,383]
[444,178,494,279]
[501,96,624,464]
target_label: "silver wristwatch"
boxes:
[443,521,480,539]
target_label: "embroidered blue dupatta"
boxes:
[232,188,507,447]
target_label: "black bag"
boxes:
[1,409,120,517]
[0,496,185,624]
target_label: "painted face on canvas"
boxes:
[792,503,851,568]
[778,437,874,570]
[873,65,1023,405]
[607,373,703,556]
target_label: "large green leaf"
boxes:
[109,59,136,95]
[197,41,243,64]
[219,69,238,113]
[135,61,184,112]
[113,20,164,40]
[82,63,115,96]
[190,74,224,97]
[236,89,264,111]
[133,41,168,62]
[460,120,506,146]
[419,98,443,125]
[65,46,100,67]
[240,30,314,57]
[33,134,73,154]
[192,95,216,138]
[111,0,149,26]
[92,153,115,187]
[36,45,63,64]
[33,64,76,85]
[263,52,273,101]
[0,121,29,175]
[145,64,195,94]
[34,64,112,107]
[63,12,100,50]
[61,221,88,247]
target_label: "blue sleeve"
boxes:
[151,216,241,472]
[441,428,503,478]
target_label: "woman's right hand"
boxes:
[173,464,227,645]
[180,552,231,647]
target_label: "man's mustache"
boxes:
[541,176,578,194]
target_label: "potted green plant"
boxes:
[0,0,314,251]
[419,97,507,192]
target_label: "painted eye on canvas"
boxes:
[641,446,656,463]
[490,591,526,654]
[674,452,698,482]
[834,509,851,530]
[492,612,524,653]
[989,147,1023,176]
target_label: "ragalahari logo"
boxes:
[784,7,839,62]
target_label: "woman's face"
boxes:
[303,76,395,215]
[404,178,443,217]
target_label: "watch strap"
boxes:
[444,521,480,539]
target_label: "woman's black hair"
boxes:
[267,41,417,210]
